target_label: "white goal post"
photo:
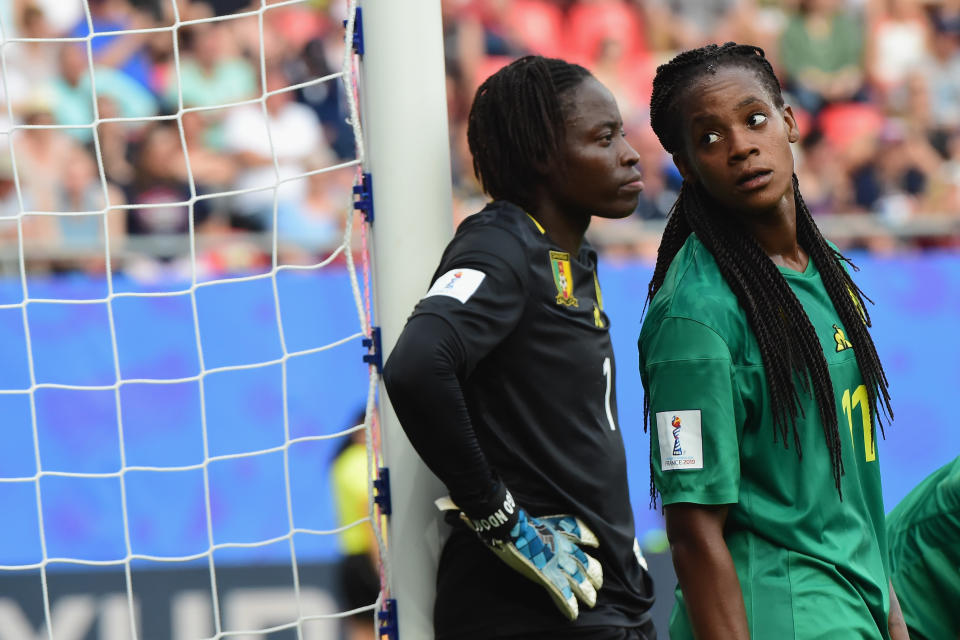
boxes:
[361,0,453,638]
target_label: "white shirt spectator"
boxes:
[222,95,325,225]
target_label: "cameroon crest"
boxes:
[549,250,578,307]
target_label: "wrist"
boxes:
[454,482,520,541]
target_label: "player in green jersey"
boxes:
[637,43,909,639]
[887,455,960,639]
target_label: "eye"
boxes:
[747,112,768,127]
[700,131,721,145]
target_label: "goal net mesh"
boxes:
[0,0,387,638]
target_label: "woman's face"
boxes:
[542,76,644,220]
[674,66,800,220]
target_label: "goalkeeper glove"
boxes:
[436,484,603,621]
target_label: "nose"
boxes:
[728,127,759,163]
[619,137,640,167]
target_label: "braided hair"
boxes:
[645,43,892,498]
[467,56,591,209]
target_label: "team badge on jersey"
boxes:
[833,324,852,352]
[656,410,703,470]
[549,251,578,307]
[424,268,485,304]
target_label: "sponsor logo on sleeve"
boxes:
[656,410,703,470]
[423,268,486,304]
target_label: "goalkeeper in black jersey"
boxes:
[383,56,656,640]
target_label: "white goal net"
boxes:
[0,0,390,638]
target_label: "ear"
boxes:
[672,153,695,184]
[531,151,557,179]
[783,105,801,144]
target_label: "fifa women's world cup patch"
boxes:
[549,251,578,307]
[424,268,486,304]
[656,410,703,470]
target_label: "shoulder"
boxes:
[643,235,742,334]
[640,236,744,365]
[444,201,537,269]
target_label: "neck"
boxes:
[527,202,589,255]
[526,186,591,255]
[736,195,807,271]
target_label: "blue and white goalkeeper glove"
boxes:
[436,484,603,620]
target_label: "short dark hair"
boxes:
[466,55,591,209]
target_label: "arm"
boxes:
[92,11,153,70]
[665,502,750,640]
[888,579,910,640]
[382,313,497,504]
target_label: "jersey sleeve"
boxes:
[641,316,741,505]
[410,225,527,375]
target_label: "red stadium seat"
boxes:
[565,0,646,66]
[505,0,565,58]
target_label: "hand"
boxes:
[437,486,603,620]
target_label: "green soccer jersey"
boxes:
[639,235,891,639]
[886,456,960,640]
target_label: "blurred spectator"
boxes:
[0,137,55,266]
[501,0,566,58]
[47,145,127,274]
[566,0,648,66]
[46,43,158,143]
[181,110,239,197]
[631,127,680,221]
[795,128,854,216]
[277,162,353,264]
[850,118,941,218]
[67,0,156,94]
[289,35,357,160]
[570,1,653,122]
[866,0,931,109]
[26,0,84,35]
[645,0,742,50]
[920,17,960,150]
[222,65,327,230]
[95,96,137,189]
[124,123,194,244]
[779,0,867,115]
[161,18,256,113]
[13,108,80,213]
[8,4,60,88]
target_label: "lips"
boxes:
[620,171,644,192]
[736,168,773,191]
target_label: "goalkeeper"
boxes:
[383,55,656,640]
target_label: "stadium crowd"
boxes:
[0,0,958,277]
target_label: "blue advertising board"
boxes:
[0,252,958,568]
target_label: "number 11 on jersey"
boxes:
[842,385,876,462]
[602,357,616,431]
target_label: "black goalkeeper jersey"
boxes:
[404,200,654,638]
